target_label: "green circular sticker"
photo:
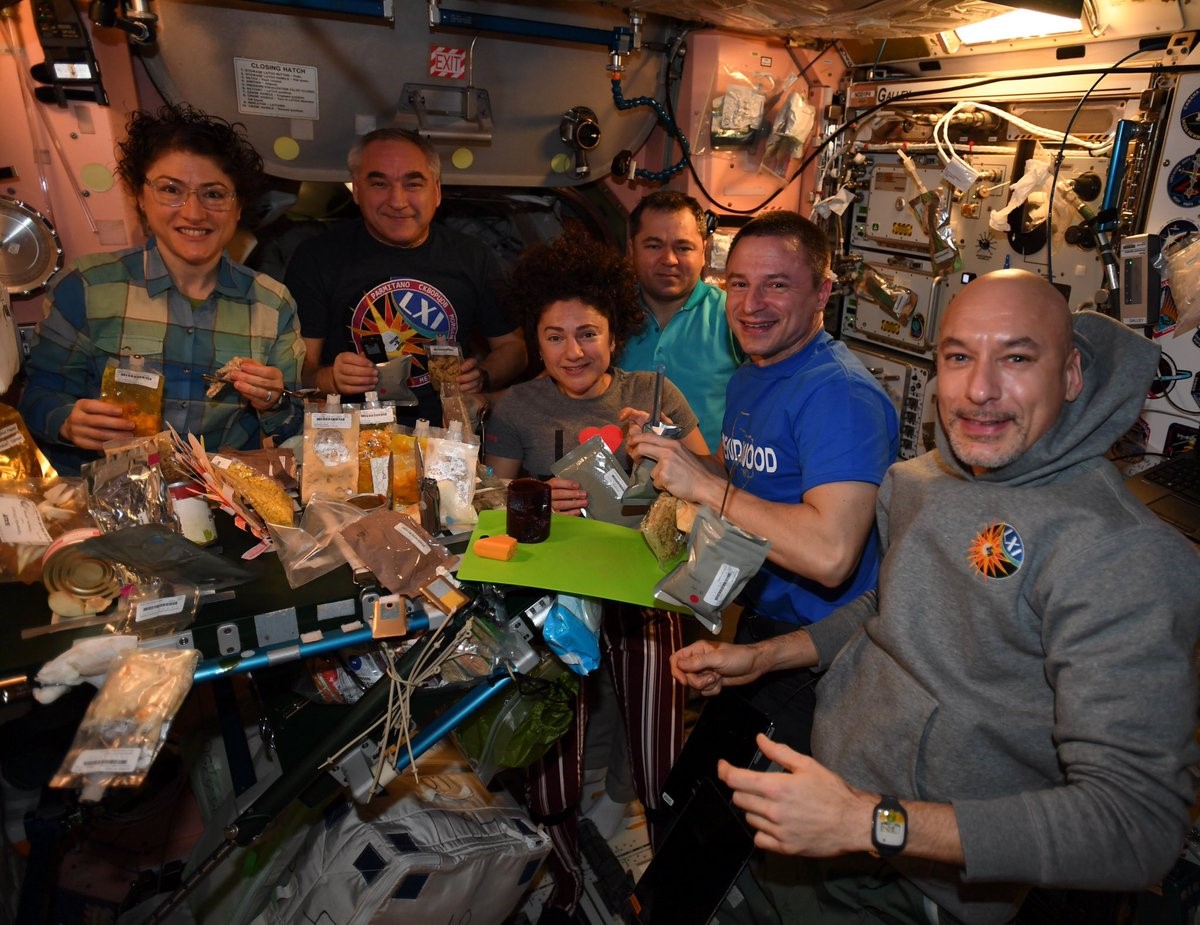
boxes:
[273,137,301,161]
[80,163,114,192]
[550,153,571,174]
[451,148,474,170]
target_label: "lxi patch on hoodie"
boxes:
[966,522,1025,581]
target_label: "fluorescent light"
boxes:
[955,9,1083,45]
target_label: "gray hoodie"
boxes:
[807,311,1200,924]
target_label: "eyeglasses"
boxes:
[144,178,238,212]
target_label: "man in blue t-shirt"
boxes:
[630,210,899,751]
[620,190,740,450]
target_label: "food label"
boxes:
[135,594,187,622]
[0,423,26,453]
[600,467,629,496]
[209,454,233,469]
[114,368,162,389]
[359,408,395,425]
[394,520,431,554]
[72,747,141,774]
[703,563,740,607]
[0,496,53,545]
[311,413,352,429]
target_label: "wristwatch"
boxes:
[871,794,907,857]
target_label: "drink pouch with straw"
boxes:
[655,504,771,634]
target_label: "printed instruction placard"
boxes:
[234,57,319,119]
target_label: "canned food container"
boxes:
[169,481,218,546]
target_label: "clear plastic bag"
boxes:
[269,494,369,589]
[0,477,92,583]
[51,647,200,799]
[83,444,177,535]
[1161,232,1200,336]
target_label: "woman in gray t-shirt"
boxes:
[483,235,708,922]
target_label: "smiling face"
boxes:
[630,207,707,314]
[537,299,615,399]
[724,234,831,366]
[137,150,242,276]
[352,138,441,248]
[936,270,1083,474]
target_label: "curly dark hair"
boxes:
[505,234,644,360]
[117,103,265,208]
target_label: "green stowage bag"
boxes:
[456,656,579,777]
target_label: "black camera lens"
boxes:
[577,119,601,150]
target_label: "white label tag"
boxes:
[209,454,233,470]
[600,467,629,496]
[114,368,161,389]
[0,423,26,453]
[311,412,352,429]
[370,456,390,495]
[359,407,395,425]
[394,521,431,554]
[703,562,740,607]
[942,159,978,191]
[72,747,141,774]
[135,594,187,622]
[0,496,53,545]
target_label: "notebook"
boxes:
[1124,447,1200,542]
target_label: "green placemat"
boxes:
[457,510,683,610]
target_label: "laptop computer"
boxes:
[1124,447,1200,542]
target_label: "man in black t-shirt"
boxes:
[284,128,526,424]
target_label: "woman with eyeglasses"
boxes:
[20,103,304,474]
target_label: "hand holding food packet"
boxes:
[99,354,164,440]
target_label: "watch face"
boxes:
[874,807,906,847]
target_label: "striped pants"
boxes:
[526,601,686,916]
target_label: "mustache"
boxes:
[951,410,1015,424]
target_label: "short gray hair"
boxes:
[347,127,441,183]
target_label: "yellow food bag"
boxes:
[355,394,396,497]
[99,355,163,438]
[390,429,432,507]
[0,404,55,481]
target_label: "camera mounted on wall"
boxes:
[560,106,601,178]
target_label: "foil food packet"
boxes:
[550,434,645,527]
[0,404,55,481]
[83,443,177,535]
[337,508,452,597]
[655,504,770,634]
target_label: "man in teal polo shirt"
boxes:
[620,190,740,450]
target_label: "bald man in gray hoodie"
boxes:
[672,269,1200,925]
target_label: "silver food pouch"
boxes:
[550,434,643,528]
[655,504,770,634]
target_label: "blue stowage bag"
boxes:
[542,594,601,675]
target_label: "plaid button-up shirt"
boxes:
[20,238,305,474]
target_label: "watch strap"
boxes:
[871,794,907,857]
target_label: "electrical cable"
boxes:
[1045,44,1157,284]
[656,52,1200,218]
